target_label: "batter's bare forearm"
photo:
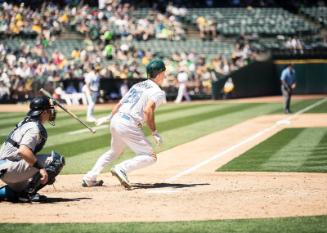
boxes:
[144,101,157,132]
[145,113,156,132]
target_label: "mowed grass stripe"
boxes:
[260,128,326,171]
[144,103,263,135]
[43,103,261,157]
[0,112,25,116]
[1,215,327,233]
[1,103,235,147]
[0,104,205,134]
[307,100,327,113]
[43,103,230,136]
[0,135,6,144]
[219,128,327,172]
[0,102,211,126]
[269,98,325,114]
[0,110,109,130]
[46,104,231,145]
[302,130,327,172]
[0,112,26,120]
[218,128,305,171]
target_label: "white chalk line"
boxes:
[164,98,327,183]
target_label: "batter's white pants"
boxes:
[84,113,157,181]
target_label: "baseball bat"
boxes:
[40,88,96,134]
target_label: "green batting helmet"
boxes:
[146,59,166,79]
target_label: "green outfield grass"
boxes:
[306,100,327,113]
[218,127,327,172]
[0,215,327,233]
[0,98,326,174]
[270,98,327,114]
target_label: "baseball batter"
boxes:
[0,96,65,202]
[82,59,166,189]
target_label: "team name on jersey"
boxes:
[135,81,152,89]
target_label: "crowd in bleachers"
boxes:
[0,2,66,39]
[0,1,187,42]
[0,0,326,103]
[69,2,187,41]
[0,34,261,102]
[190,7,316,39]
[301,6,327,27]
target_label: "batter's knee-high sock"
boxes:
[86,150,120,179]
[118,155,156,174]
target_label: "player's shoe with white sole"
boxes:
[18,193,47,203]
[111,167,131,189]
[82,178,104,187]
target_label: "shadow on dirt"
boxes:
[131,182,209,190]
[40,197,92,204]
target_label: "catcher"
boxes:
[0,96,65,202]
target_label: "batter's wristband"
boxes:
[33,161,43,169]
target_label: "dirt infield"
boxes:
[0,111,327,223]
[1,96,327,223]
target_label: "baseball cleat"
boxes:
[18,193,47,203]
[82,179,104,187]
[111,167,131,189]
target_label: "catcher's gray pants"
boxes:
[281,85,292,112]
[0,154,51,192]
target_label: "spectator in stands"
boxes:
[206,16,217,40]
[0,80,10,103]
[196,16,207,40]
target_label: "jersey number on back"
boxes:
[122,88,141,109]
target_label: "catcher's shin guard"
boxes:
[23,151,65,196]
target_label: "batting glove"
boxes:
[152,130,163,146]
[95,114,112,126]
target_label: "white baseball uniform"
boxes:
[175,71,191,103]
[83,70,100,120]
[84,79,166,181]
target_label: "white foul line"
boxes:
[165,98,327,183]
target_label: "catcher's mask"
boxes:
[27,96,56,125]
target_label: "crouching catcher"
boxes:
[0,96,65,202]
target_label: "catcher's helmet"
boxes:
[146,59,166,79]
[27,96,53,117]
